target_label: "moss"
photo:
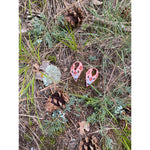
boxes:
[49,138,56,145]
[39,136,56,149]
[24,134,31,141]
[47,55,57,62]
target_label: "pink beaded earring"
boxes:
[86,68,99,87]
[70,61,83,82]
[70,61,99,86]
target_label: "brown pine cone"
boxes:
[78,136,101,150]
[65,7,84,29]
[45,89,69,113]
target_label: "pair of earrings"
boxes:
[70,61,99,87]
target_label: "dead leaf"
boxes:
[33,63,44,80]
[21,23,27,33]
[92,0,103,5]
[33,63,40,73]
[78,121,90,135]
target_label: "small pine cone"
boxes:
[45,89,69,113]
[65,7,84,29]
[78,136,101,150]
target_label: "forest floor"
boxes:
[19,0,131,149]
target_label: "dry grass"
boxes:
[19,0,131,149]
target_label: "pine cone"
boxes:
[65,7,84,29]
[45,89,69,113]
[78,136,101,150]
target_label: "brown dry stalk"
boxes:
[68,117,78,129]
[32,135,41,150]
[106,64,116,91]
[93,17,131,32]
[28,125,47,150]
[39,77,72,92]
[19,105,40,126]
[19,121,46,150]
[105,69,130,93]
[19,97,47,103]
[19,114,43,119]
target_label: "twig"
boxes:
[68,117,78,129]
[28,126,47,150]
[19,146,28,150]
[106,64,116,91]
[105,69,130,93]
[19,97,47,102]
[39,77,72,92]
[42,42,62,59]
[87,130,99,135]
[19,114,44,119]
[88,128,120,135]
[20,105,40,127]
[32,135,41,150]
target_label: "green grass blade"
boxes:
[21,44,30,56]
[102,105,118,123]
[19,18,22,55]
[31,75,35,104]
[19,67,28,97]
[28,0,32,17]
[19,65,29,75]
[28,32,36,58]
[90,85,102,96]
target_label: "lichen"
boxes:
[42,64,61,86]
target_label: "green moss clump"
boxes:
[47,55,57,62]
